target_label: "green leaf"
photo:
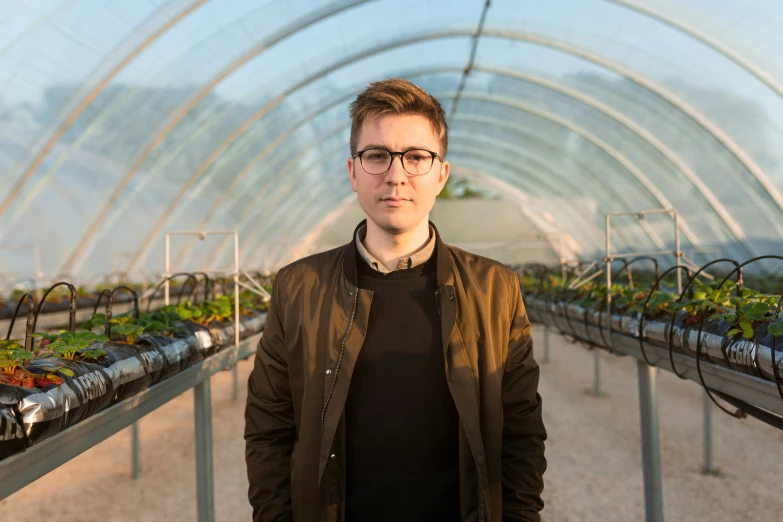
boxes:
[767,322,783,338]
[109,315,136,326]
[740,301,771,322]
[665,302,685,313]
[727,328,741,337]
[0,339,25,351]
[11,349,34,361]
[712,313,737,323]
[81,313,107,331]
[740,321,755,339]
[80,349,107,360]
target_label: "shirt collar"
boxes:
[355,223,436,274]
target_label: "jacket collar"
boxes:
[342,219,452,288]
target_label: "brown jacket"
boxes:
[245,221,546,521]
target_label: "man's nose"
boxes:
[385,155,407,184]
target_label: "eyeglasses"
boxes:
[353,147,444,176]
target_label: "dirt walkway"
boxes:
[3,330,782,521]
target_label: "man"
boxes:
[245,78,546,521]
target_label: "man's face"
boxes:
[348,113,450,234]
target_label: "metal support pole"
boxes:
[543,327,550,364]
[637,360,665,522]
[232,365,239,401]
[605,209,676,521]
[593,350,601,396]
[703,391,713,473]
[163,229,240,520]
[194,380,215,522]
[131,421,140,479]
[232,231,241,401]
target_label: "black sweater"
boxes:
[344,253,461,521]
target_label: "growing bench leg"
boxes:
[638,360,664,522]
[194,379,215,522]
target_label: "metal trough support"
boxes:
[606,209,682,522]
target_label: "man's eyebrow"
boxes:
[360,144,435,150]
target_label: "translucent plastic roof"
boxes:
[2,0,783,284]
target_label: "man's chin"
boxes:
[367,212,424,234]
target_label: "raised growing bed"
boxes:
[519,263,783,424]
[0,283,268,461]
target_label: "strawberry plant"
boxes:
[82,313,107,331]
[200,295,233,324]
[137,309,185,337]
[32,331,59,352]
[108,315,144,344]
[31,363,75,387]
[163,300,204,323]
[520,269,783,340]
[47,332,108,361]
[0,339,35,387]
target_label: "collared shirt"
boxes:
[355,223,436,274]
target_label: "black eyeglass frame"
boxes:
[353,147,445,176]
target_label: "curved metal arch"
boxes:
[477,28,783,223]
[603,0,783,116]
[0,1,364,234]
[54,0,374,277]
[469,65,779,240]
[0,0,212,221]
[0,0,77,58]
[199,88,706,272]
[66,27,752,276]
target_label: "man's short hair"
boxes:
[349,78,448,157]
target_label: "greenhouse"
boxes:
[0,1,782,521]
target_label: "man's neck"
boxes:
[363,218,431,272]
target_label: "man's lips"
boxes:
[381,196,410,207]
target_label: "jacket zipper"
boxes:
[320,288,359,441]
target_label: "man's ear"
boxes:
[348,158,358,193]
[438,160,450,191]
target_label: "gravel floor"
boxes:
[2,330,782,521]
